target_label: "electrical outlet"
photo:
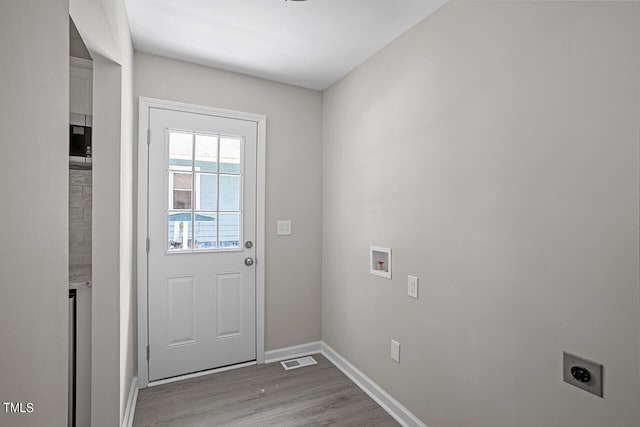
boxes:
[390,339,400,363]
[408,275,418,299]
[563,352,603,397]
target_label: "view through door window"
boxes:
[167,130,243,252]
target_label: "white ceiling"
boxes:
[124,0,448,90]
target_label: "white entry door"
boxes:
[147,107,257,381]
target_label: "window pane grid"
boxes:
[167,130,242,252]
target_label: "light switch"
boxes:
[408,275,418,299]
[390,339,400,363]
[277,220,292,236]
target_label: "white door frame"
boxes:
[136,97,266,388]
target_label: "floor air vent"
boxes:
[280,356,318,371]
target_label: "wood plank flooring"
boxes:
[133,353,399,426]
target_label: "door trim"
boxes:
[136,97,266,388]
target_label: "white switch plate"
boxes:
[277,220,292,236]
[390,339,400,363]
[408,275,418,299]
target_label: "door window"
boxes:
[167,130,243,252]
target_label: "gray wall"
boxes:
[117,9,136,423]
[322,2,640,426]
[70,0,136,424]
[91,56,123,427]
[134,52,323,350]
[0,0,69,426]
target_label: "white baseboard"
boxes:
[264,341,323,363]
[320,343,426,427]
[122,376,138,427]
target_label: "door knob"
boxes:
[244,257,254,266]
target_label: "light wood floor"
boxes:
[133,353,399,426]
